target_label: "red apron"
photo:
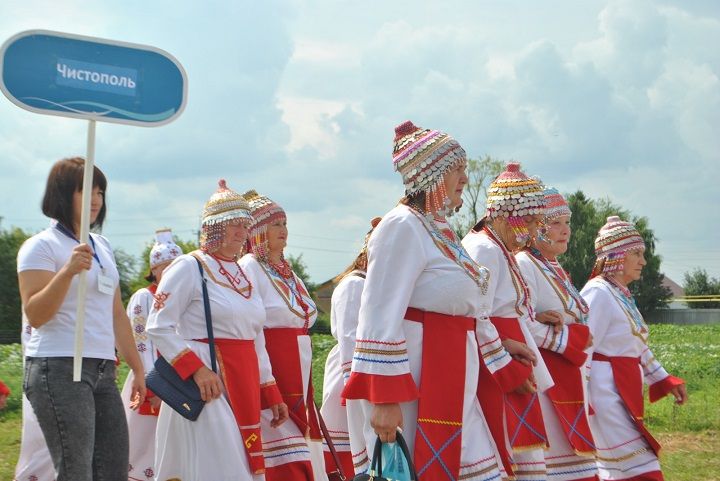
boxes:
[542,349,596,454]
[264,327,322,440]
[198,338,265,474]
[404,307,474,481]
[592,353,661,456]
[487,317,547,450]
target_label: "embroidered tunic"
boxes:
[239,253,327,481]
[120,285,159,481]
[462,229,554,481]
[516,250,598,481]
[320,271,366,476]
[343,204,524,481]
[581,277,682,481]
[147,252,281,481]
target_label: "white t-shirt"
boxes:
[17,222,119,359]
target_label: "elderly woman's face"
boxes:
[267,218,288,254]
[539,215,571,257]
[221,220,249,255]
[443,161,468,210]
[622,247,646,283]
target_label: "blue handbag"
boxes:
[353,431,417,481]
[145,256,216,421]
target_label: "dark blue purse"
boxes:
[145,256,216,421]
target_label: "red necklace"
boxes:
[267,258,294,279]
[209,254,253,299]
[266,258,312,327]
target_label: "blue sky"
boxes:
[1,0,718,285]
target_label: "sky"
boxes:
[1,0,718,286]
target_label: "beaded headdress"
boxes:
[392,120,467,217]
[242,189,286,260]
[543,187,571,221]
[149,229,183,268]
[591,215,645,277]
[486,162,546,245]
[200,179,253,253]
[537,187,571,244]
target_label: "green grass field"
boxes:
[1,324,718,480]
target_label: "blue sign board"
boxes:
[0,30,187,126]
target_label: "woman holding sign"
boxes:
[17,157,147,481]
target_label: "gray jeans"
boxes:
[24,357,129,481]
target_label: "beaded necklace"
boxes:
[264,258,314,330]
[483,226,533,318]
[209,253,253,299]
[600,275,648,341]
[527,248,589,324]
[408,207,490,294]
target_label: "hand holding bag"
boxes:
[145,256,216,421]
[353,431,417,481]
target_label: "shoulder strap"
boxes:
[316,405,346,480]
[194,256,217,373]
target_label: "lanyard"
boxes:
[54,222,104,270]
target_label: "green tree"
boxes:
[114,248,137,305]
[0,226,32,343]
[563,191,672,315]
[288,253,316,296]
[127,237,198,297]
[451,156,505,237]
[683,268,720,309]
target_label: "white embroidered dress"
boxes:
[581,277,679,480]
[239,254,327,481]
[462,230,554,481]
[120,286,159,481]
[320,271,367,475]
[345,204,515,480]
[517,251,598,481]
[147,252,277,481]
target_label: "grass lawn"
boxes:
[2,324,718,480]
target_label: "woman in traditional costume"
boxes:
[239,190,327,481]
[121,229,182,481]
[461,162,555,481]
[581,217,687,481]
[515,187,598,481]
[147,180,287,481]
[343,121,535,481]
[319,217,380,477]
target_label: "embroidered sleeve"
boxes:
[343,212,423,404]
[641,346,684,401]
[146,255,206,380]
[334,276,364,384]
[125,289,156,374]
[581,284,613,373]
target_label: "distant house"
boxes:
[663,276,685,309]
[315,277,337,314]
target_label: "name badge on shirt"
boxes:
[98,272,115,295]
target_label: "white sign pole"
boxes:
[73,119,96,382]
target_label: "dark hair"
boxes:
[399,191,425,212]
[41,157,108,232]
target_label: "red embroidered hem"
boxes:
[342,371,419,404]
[649,375,684,403]
[260,382,284,409]
[492,358,533,393]
[170,349,205,380]
[562,324,591,367]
